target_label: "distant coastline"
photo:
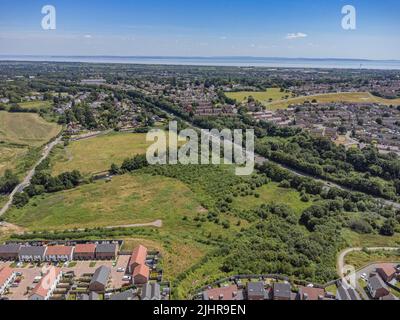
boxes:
[1,55,400,70]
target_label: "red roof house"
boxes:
[45,246,74,261]
[129,245,148,273]
[377,264,397,282]
[132,264,150,285]
[74,244,97,260]
[29,267,62,300]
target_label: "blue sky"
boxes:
[0,0,399,59]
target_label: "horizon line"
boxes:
[0,55,399,62]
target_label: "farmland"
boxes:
[264,92,400,110]
[0,111,61,146]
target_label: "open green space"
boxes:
[18,100,53,110]
[264,92,400,110]
[345,250,400,270]
[5,173,207,231]
[225,88,292,107]
[51,132,178,175]
[232,182,314,215]
[0,111,61,147]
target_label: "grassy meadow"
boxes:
[18,100,53,110]
[0,145,29,175]
[264,92,400,110]
[5,173,206,230]
[0,111,61,146]
[345,250,400,270]
[225,88,292,106]
[51,131,179,175]
[232,182,313,215]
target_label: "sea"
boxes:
[1,55,400,70]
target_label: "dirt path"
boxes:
[104,220,163,229]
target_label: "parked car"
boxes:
[361,273,368,281]
[122,276,132,281]
[117,268,125,273]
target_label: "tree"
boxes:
[380,219,396,236]
[0,170,19,195]
[13,192,29,208]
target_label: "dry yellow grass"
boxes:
[0,145,29,175]
[0,111,61,146]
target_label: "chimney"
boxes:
[219,294,224,300]
[303,293,309,300]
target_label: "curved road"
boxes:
[337,247,399,277]
[0,136,62,217]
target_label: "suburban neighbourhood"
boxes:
[0,241,169,300]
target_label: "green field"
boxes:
[345,250,400,270]
[5,173,206,230]
[51,131,178,175]
[265,92,400,110]
[0,111,61,146]
[18,100,53,110]
[4,171,241,283]
[232,182,313,215]
[0,145,29,175]
[225,88,292,107]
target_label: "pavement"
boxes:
[337,247,400,300]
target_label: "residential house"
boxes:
[0,244,21,261]
[246,282,268,300]
[45,246,74,262]
[203,285,244,301]
[95,243,118,260]
[128,245,148,273]
[376,264,397,283]
[297,286,326,300]
[141,282,161,300]
[336,282,361,300]
[89,266,111,292]
[29,267,62,300]
[367,275,390,299]
[273,283,292,301]
[74,243,97,260]
[19,246,47,262]
[110,289,137,301]
[132,264,150,285]
[0,267,16,295]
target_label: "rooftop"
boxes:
[74,244,97,253]
[45,246,74,256]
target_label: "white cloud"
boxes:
[84,34,92,39]
[285,32,308,40]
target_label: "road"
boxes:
[0,136,62,217]
[336,247,399,300]
[337,247,399,277]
